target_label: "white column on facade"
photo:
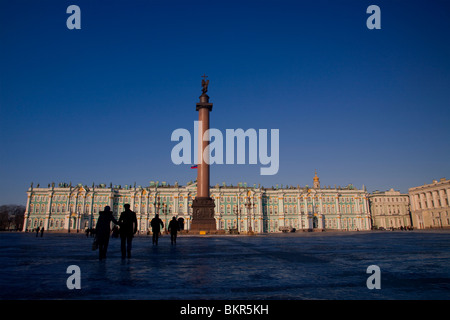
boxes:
[446,189,450,207]
[258,194,263,233]
[336,195,341,229]
[318,194,323,229]
[279,194,285,230]
[432,191,439,209]
[438,189,446,208]
[174,194,179,215]
[46,191,52,215]
[72,193,78,231]
[23,191,33,231]
[148,192,152,230]
[335,195,340,214]
[307,194,314,229]
[65,191,72,231]
[131,192,135,213]
[425,192,433,209]
[45,191,54,231]
[78,193,86,231]
[136,192,141,232]
[213,194,219,230]
[237,192,242,232]
[243,194,247,232]
[364,196,369,214]
[88,192,94,229]
[109,190,114,210]
[419,193,426,210]
[303,195,307,228]
[410,194,416,211]
[216,194,220,219]
[366,196,371,230]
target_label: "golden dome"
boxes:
[313,170,319,181]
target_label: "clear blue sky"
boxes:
[1,0,449,205]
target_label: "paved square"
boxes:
[1,231,449,299]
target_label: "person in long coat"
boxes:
[118,204,137,259]
[95,206,118,260]
[150,214,164,245]
[168,216,180,245]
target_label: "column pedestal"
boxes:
[191,197,216,233]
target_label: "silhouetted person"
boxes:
[36,226,40,237]
[118,204,137,258]
[150,214,164,245]
[168,216,180,245]
[40,227,44,237]
[95,206,118,261]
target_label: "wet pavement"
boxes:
[0,230,449,300]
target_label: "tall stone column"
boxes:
[191,75,216,233]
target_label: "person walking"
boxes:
[118,204,137,259]
[36,226,40,237]
[95,206,118,261]
[150,214,164,245]
[40,227,44,237]
[168,216,180,245]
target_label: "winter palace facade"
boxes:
[22,172,372,233]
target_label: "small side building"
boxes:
[369,189,411,229]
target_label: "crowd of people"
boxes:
[93,205,182,260]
